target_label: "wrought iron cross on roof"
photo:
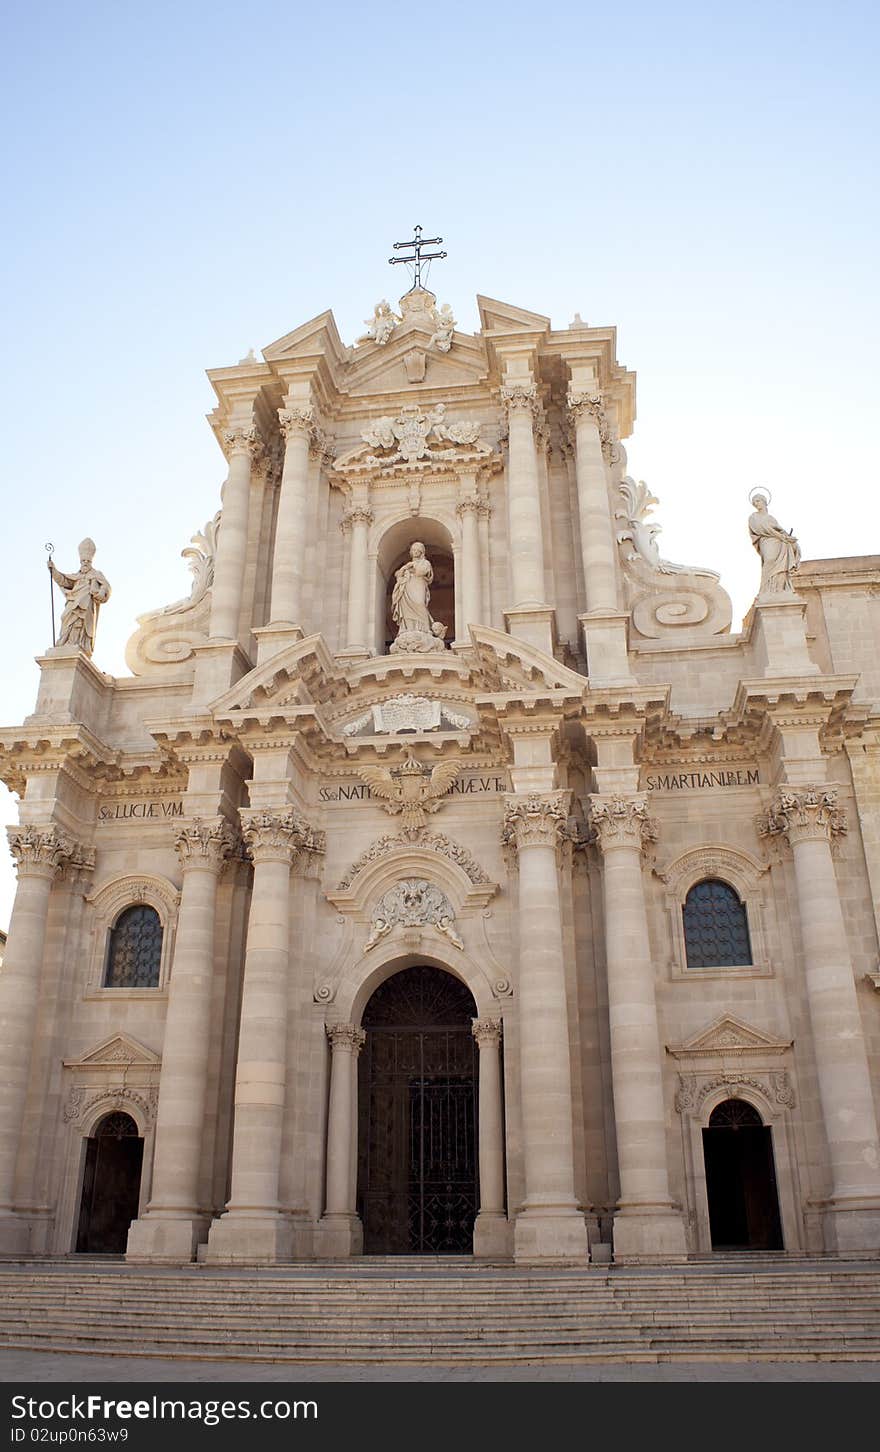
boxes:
[389,225,447,289]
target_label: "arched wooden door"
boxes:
[358,965,478,1254]
[702,1099,783,1250]
[75,1112,144,1254]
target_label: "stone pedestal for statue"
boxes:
[749,595,819,677]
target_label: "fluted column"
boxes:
[315,1024,365,1257]
[456,493,484,641]
[210,426,261,641]
[203,808,306,1263]
[0,825,72,1252]
[590,795,686,1260]
[341,504,374,654]
[269,405,316,627]
[472,1018,508,1256]
[500,384,546,610]
[503,793,588,1261]
[764,786,880,1251]
[127,818,236,1261]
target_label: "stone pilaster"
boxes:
[264,404,317,643]
[503,792,588,1261]
[590,794,686,1261]
[500,384,553,655]
[209,426,262,642]
[471,1017,509,1257]
[0,825,74,1252]
[762,785,880,1251]
[455,491,485,646]
[314,1023,365,1258]
[202,807,314,1262]
[126,817,238,1262]
[340,502,374,657]
[567,389,631,681]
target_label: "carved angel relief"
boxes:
[334,404,491,474]
[357,752,460,836]
[364,879,464,953]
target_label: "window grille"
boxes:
[104,905,163,988]
[682,879,752,968]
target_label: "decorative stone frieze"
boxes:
[760,785,848,846]
[174,817,239,871]
[471,1017,503,1047]
[363,878,463,953]
[7,825,74,877]
[337,830,491,891]
[674,1070,796,1116]
[326,1023,365,1055]
[589,794,658,854]
[501,791,570,853]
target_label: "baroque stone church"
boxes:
[2,273,880,1268]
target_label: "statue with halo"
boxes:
[748,489,801,595]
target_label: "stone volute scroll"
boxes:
[125,513,221,676]
[48,539,111,656]
[748,489,802,596]
[363,879,464,953]
[614,478,732,639]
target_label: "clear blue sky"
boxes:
[2,0,878,924]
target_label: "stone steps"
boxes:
[0,1261,878,1364]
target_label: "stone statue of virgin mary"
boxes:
[389,542,447,653]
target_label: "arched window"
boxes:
[682,879,752,969]
[104,905,163,988]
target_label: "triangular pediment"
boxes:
[65,1033,161,1069]
[262,310,347,366]
[668,1015,793,1059]
[343,331,489,396]
[209,635,350,716]
[469,626,588,695]
[476,295,551,337]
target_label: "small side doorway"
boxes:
[702,1099,783,1250]
[75,1112,144,1254]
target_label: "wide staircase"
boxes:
[1,1257,879,1365]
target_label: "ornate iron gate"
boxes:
[358,965,478,1254]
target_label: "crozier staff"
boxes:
[48,537,111,656]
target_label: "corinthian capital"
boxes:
[760,785,847,846]
[174,817,239,872]
[501,791,571,852]
[278,404,315,441]
[455,492,489,519]
[222,425,262,460]
[7,824,74,877]
[240,807,324,865]
[340,504,374,532]
[499,382,539,418]
[471,1017,503,1048]
[589,794,657,854]
[326,1023,366,1054]
[566,387,605,426]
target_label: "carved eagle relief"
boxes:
[357,752,460,834]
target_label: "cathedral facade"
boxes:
[2,284,879,1266]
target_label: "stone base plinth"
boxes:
[126,1213,210,1263]
[823,1200,880,1255]
[199,1213,294,1264]
[579,610,634,684]
[612,1208,688,1263]
[0,1214,31,1256]
[473,1212,512,1260]
[513,1210,589,1263]
[253,623,305,666]
[749,595,819,677]
[312,1214,363,1259]
[191,640,252,704]
[503,606,556,658]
